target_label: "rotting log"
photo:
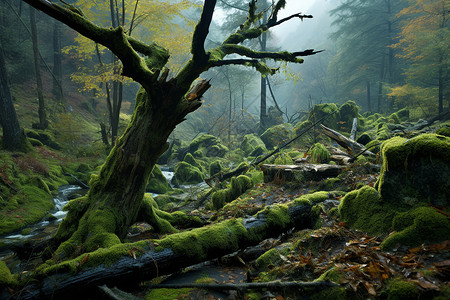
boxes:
[261,164,344,183]
[321,124,375,157]
[16,201,314,300]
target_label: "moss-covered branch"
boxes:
[17,200,314,299]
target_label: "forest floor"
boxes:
[117,164,449,300]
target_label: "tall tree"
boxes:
[389,0,449,114]
[329,0,405,112]
[0,40,31,152]
[23,0,319,258]
[52,19,63,102]
[30,6,48,129]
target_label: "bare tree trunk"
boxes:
[366,81,371,112]
[52,19,63,102]
[0,40,31,152]
[30,7,48,129]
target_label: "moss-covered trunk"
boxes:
[54,79,205,256]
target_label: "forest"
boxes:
[0,0,449,299]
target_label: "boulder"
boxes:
[188,134,228,158]
[171,162,204,185]
[260,123,294,149]
[375,133,450,207]
[146,165,172,194]
[241,134,267,156]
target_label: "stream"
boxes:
[0,185,87,258]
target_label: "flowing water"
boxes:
[0,185,86,258]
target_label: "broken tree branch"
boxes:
[321,124,375,157]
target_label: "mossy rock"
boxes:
[211,175,253,210]
[171,162,204,186]
[356,132,372,145]
[381,207,450,250]
[28,138,44,147]
[0,260,18,287]
[260,123,294,149]
[26,130,61,150]
[188,134,228,158]
[308,103,340,130]
[436,126,450,137]
[387,280,419,300]
[147,165,172,194]
[241,134,267,156]
[375,134,450,207]
[0,185,54,235]
[209,160,223,177]
[254,245,290,271]
[338,100,360,132]
[183,153,203,170]
[338,186,395,235]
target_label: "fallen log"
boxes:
[149,280,338,293]
[16,201,314,300]
[321,124,375,157]
[261,164,344,183]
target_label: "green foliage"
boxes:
[309,143,330,164]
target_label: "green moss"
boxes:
[246,170,264,185]
[241,134,267,156]
[294,191,330,206]
[387,280,419,300]
[212,175,253,210]
[273,152,294,165]
[0,260,18,287]
[311,286,346,300]
[156,218,248,260]
[309,143,330,164]
[375,134,450,207]
[28,137,44,147]
[209,160,223,176]
[260,123,294,149]
[250,145,266,157]
[381,207,450,250]
[36,240,150,277]
[146,288,192,300]
[388,112,400,124]
[308,103,340,130]
[314,267,343,283]
[0,185,54,234]
[339,100,360,132]
[172,161,204,185]
[436,126,450,137]
[147,164,172,194]
[339,186,395,235]
[188,134,228,158]
[254,246,290,271]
